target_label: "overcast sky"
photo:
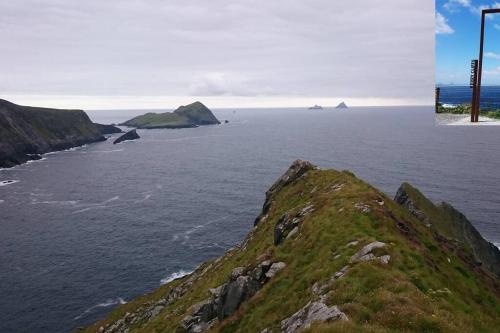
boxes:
[0,0,434,109]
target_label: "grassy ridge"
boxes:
[120,102,220,129]
[85,162,500,333]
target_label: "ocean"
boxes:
[437,85,500,109]
[1,106,499,332]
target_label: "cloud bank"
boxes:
[0,0,434,108]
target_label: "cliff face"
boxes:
[119,102,220,129]
[394,182,500,276]
[85,161,500,333]
[0,99,105,168]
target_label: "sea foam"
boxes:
[160,270,193,285]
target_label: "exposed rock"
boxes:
[275,213,302,245]
[335,102,348,109]
[94,123,123,135]
[181,261,285,332]
[394,183,430,225]
[281,300,348,333]
[274,203,314,245]
[350,241,389,264]
[113,129,140,144]
[354,202,371,213]
[265,262,286,279]
[255,160,317,226]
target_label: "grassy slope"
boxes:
[120,102,220,129]
[85,165,500,333]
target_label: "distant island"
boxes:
[336,102,348,109]
[0,99,120,168]
[308,104,323,110]
[120,101,220,129]
[86,160,500,333]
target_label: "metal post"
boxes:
[474,11,486,122]
[435,87,440,113]
[474,9,500,122]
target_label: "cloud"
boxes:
[485,52,500,59]
[0,0,434,106]
[436,12,455,34]
[484,66,500,75]
[443,0,499,16]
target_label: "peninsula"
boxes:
[85,160,500,333]
[0,99,120,168]
[119,101,220,129]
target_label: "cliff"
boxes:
[119,102,220,129]
[0,99,105,168]
[85,161,500,333]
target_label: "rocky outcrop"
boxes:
[281,300,348,333]
[335,102,348,109]
[0,99,105,168]
[349,241,390,264]
[113,129,140,144]
[274,203,314,245]
[182,262,286,333]
[94,123,123,135]
[255,160,316,225]
[395,182,500,277]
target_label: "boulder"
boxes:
[113,129,140,144]
[281,300,348,333]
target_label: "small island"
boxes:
[119,101,220,129]
[336,101,348,109]
[113,129,140,144]
[308,104,323,110]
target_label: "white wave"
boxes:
[26,157,47,164]
[160,270,193,285]
[0,180,19,187]
[71,196,120,214]
[31,199,79,206]
[64,144,88,152]
[441,103,456,108]
[495,243,500,250]
[134,193,152,203]
[90,149,124,153]
[74,297,126,320]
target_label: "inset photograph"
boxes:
[436,1,500,125]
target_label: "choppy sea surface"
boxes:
[1,106,499,332]
[437,85,500,109]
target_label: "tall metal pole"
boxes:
[474,11,486,122]
[474,9,500,122]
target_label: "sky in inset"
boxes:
[436,0,500,85]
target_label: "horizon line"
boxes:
[2,94,433,110]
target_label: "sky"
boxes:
[436,0,500,85]
[0,0,433,109]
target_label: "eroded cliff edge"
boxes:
[0,99,107,168]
